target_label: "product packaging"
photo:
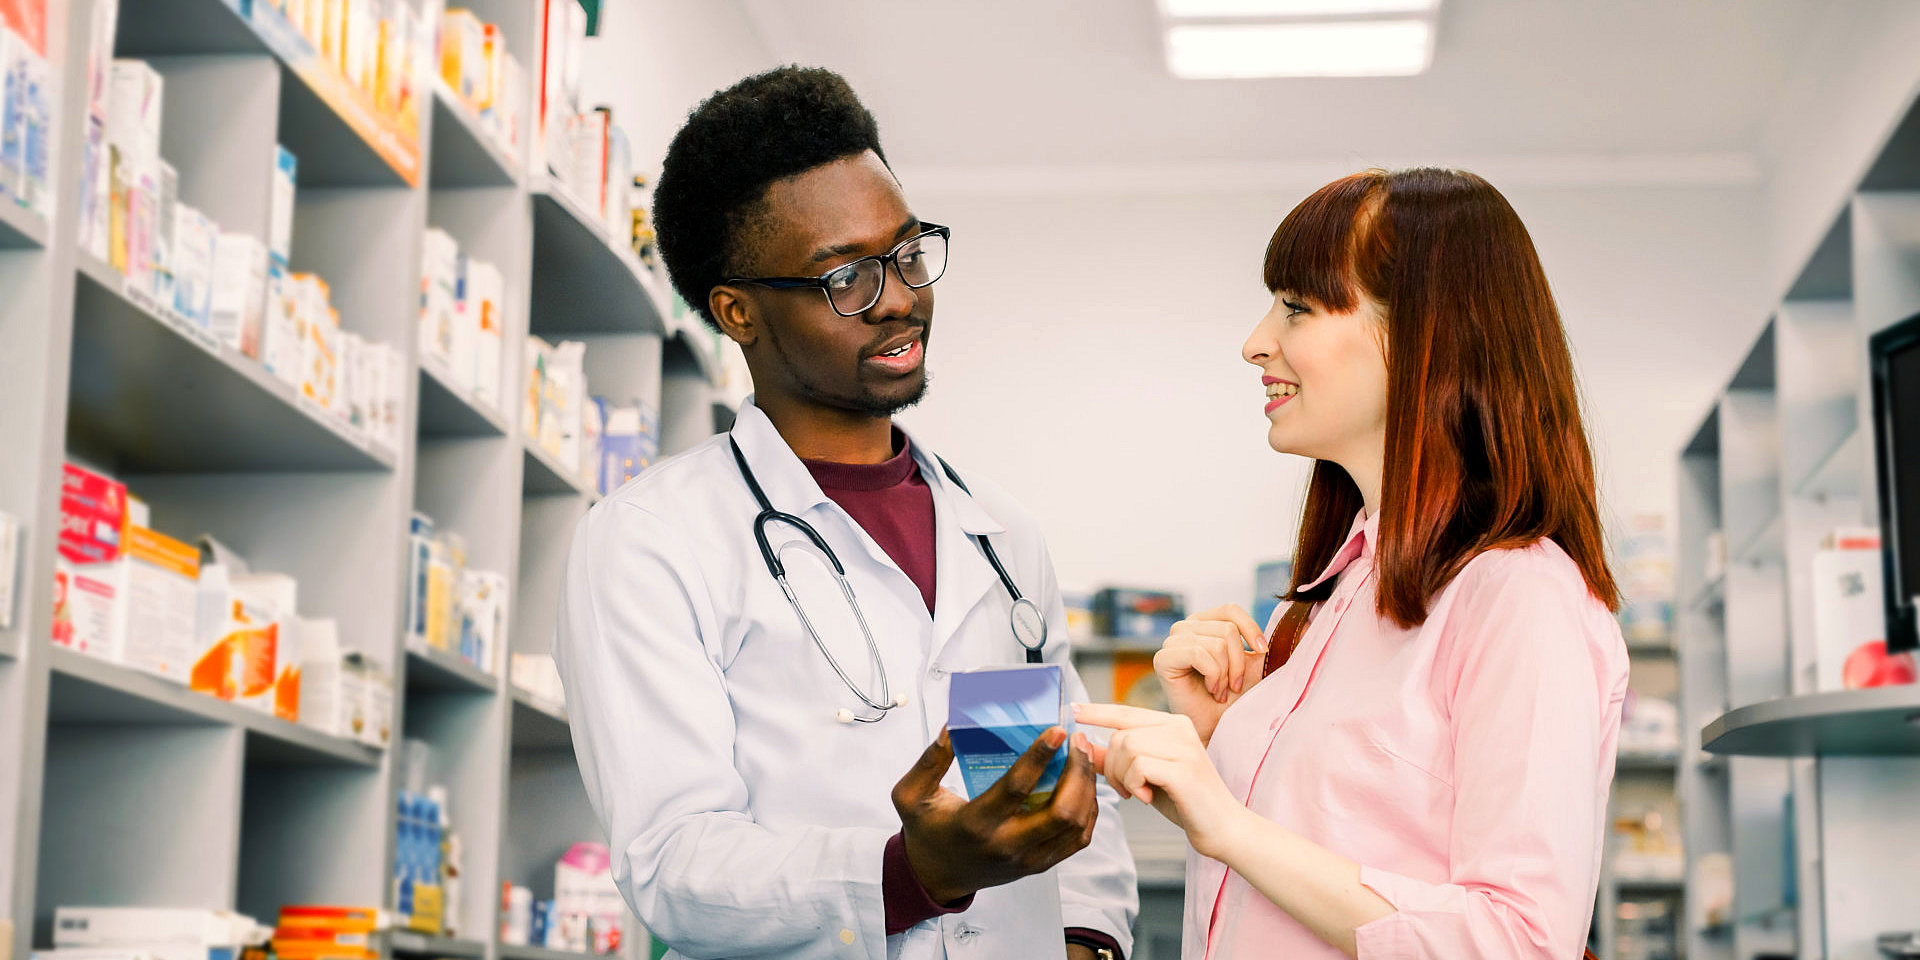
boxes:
[448,252,478,396]
[113,525,202,683]
[261,260,303,386]
[597,400,658,496]
[948,664,1069,809]
[269,144,297,265]
[52,463,128,657]
[404,513,433,648]
[466,257,504,409]
[1091,587,1185,639]
[457,569,507,675]
[189,566,284,708]
[210,231,268,357]
[154,159,178,302]
[105,59,161,168]
[417,227,459,372]
[1812,529,1914,690]
[298,620,365,739]
[53,906,256,947]
[171,204,216,328]
[523,336,551,442]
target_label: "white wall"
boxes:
[894,182,1768,608]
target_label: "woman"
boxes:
[1075,168,1629,960]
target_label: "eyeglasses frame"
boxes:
[726,222,951,318]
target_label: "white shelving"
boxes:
[0,0,732,954]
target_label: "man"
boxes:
[553,67,1137,959]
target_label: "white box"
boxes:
[360,656,393,747]
[269,145,297,264]
[261,260,302,386]
[1812,544,1887,692]
[53,906,253,947]
[112,526,202,683]
[382,342,407,450]
[466,257,504,409]
[549,341,586,467]
[106,59,162,164]
[457,569,508,675]
[298,619,364,739]
[154,160,178,303]
[210,231,268,358]
[418,227,459,370]
[171,205,216,328]
[447,252,478,395]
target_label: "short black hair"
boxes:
[654,66,888,331]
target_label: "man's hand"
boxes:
[891,726,1101,904]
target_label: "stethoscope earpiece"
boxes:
[836,709,857,724]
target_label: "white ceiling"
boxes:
[737,0,1830,185]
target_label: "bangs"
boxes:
[1262,171,1386,312]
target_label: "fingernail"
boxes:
[1071,702,1085,717]
[938,728,950,748]
[1047,728,1068,749]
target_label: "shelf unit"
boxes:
[1672,81,1920,960]
[0,1,730,956]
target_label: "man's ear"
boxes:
[709,285,757,347]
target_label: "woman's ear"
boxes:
[709,286,757,347]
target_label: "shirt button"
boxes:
[955,925,981,942]
[840,928,856,944]
[929,665,947,680]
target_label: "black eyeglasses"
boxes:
[729,223,950,317]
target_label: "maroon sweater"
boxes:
[801,436,1121,955]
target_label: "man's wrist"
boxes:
[901,830,973,904]
[1065,930,1120,960]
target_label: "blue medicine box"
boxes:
[948,664,1068,809]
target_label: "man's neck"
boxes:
[757,395,896,465]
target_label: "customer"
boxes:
[1076,168,1629,960]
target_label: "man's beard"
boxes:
[767,324,930,417]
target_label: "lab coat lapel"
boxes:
[915,445,1007,661]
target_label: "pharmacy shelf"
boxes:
[1731,509,1785,565]
[1072,636,1168,656]
[69,253,399,472]
[45,645,382,766]
[430,83,519,190]
[510,687,572,751]
[385,931,489,959]
[418,359,510,439]
[665,326,720,387]
[0,634,17,660]
[1792,425,1863,500]
[1616,751,1682,772]
[404,640,499,695]
[1616,876,1688,894]
[497,944,596,960]
[1625,639,1678,657]
[114,0,418,187]
[528,178,668,337]
[521,436,597,499]
[1701,686,1920,756]
[1687,575,1725,614]
[0,200,49,249]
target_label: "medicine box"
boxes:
[106,59,161,165]
[466,257,504,409]
[172,204,216,328]
[598,400,658,495]
[189,563,281,706]
[230,572,296,713]
[458,568,507,675]
[113,525,201,683]
[948,664,1068,809]
[417,227,459,372]
[448,252,478,396]
[262,260,302,385]
[54,905,255,947]
[404,512,432,647]
[52,463,128,657]
[298,620,363,739]
[1813,538,1887,692]
[269,144,296,264]
[210,231,268,358]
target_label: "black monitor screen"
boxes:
[1871,314,1920,653]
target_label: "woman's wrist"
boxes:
[1190,792,1261,864]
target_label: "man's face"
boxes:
[731,151,933,418]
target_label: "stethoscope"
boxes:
[730,438,1048,723]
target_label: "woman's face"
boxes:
[1241,289,1389,466]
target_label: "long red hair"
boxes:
[1267,168,1618,629]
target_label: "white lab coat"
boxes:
[554,399,1138,960]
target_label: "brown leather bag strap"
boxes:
[1263,600,1315,677]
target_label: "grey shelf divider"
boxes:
[1701,686,1920,757]
[418,359,511,440]
[0,202,49,250]
[0,0,727,955]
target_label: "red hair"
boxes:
[1266,168,1619,629]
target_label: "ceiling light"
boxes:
[1166,20,1433,78]
[1160,0,1436,17]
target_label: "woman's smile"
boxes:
[1263,375,1299,414]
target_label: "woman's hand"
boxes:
[1072,702,1247,861]
[1154,604,1270,744]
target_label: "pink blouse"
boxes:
[1188,511,1629,959]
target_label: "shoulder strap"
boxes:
[1263,600,1315,677]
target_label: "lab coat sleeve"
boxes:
[1037,540,1140,955]
[554,500,892,960]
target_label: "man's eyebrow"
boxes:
[807,216,922,264]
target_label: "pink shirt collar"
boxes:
[1294,510,1380,593]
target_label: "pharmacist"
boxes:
[553,67,1137,960]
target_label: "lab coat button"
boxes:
[955,924,981,942]
[929,664,947,680]
[839,928,856,944]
